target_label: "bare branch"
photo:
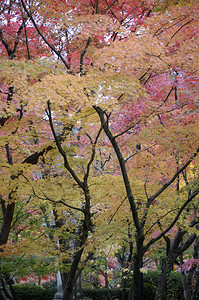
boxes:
[124,143,156,163]
[102,0,118,14]
[144,189,199,252]
[114,87,174,139]
[22,174,84,213]
[109,196,127,223]
[148,147,199,204]
[144,208,179,236]
[166,19,194,47]
[21,9,31,59]
[84,127,102,184]
[154,15,188,37]
[21,0,73,73]
[46,101,84,189]
[0,28,13,58]
[80,36,91,75]
[94,105,143,237]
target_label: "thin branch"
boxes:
[0,29,26,43]
[13,21,25,55]
[80,36,91,75]
[59,199,84,213]
[154,15,188,37]
[139,67,151,82]
[0,28,14,58]
[0,18,25,58]
[89,0,95,9]
[95,0,99,14]
[114,87,174,139]
[21,0,73,73]
[21,9,31,59]
[148,147,199,204]
[109,196,127,224]
[145,208,179,236]
[144,189,199,252]
[21,123,71,167]
[142,73,152,86]
[22,174,84,213]
[34,232,46,240]
[84,127,102,184]
[100,153,112,169]
[46,101,84,189]
[0,1,14,15]
[142,144,156,156]
[144,180,149,202]
[158,221,170,253]
[179,233,197,254]
[102,0,118,14]
[145,52,170,68]
[5,144,13,165]
[166,19,194,47]
[124,143,156,163]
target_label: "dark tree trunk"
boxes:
[0,277,13,300]
[181,237,199,300]
[155,230,197,300]
[128,234,144,300]
[128,253,144,300]
[154,256,173,300]
[61,192,91,300]
[94,106,145,300]
[181,270,192,300]
[62,248,84,300]
[0,202,15,246]
[0,290,10,300]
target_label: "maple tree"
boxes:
[0,1,153,299]
[91,3,199,298]
[0,0,199,300]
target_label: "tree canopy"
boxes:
[0,0,199,299]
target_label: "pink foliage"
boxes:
[180,259,199,272]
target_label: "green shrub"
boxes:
[82,287,124,300]
[144,270,183,299]
[144,282,156,300]
[83,284,155,300]
[167,272,183,300]
[42,279,57,290]
[86,270,182,300]
[82,276,182,300]
[144,270,161,285]
[13,283,56,300]
[12,270,183,300]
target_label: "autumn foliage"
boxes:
[0,0,199,299]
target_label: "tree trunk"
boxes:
[181,271,191,300]
[0,202,15,246]
[121,274,127,300]
[94,106,145,300]
[155,230,196,300]
[128,241,144,300]
[62,211,90,300]
[0,277,13,300]
[0,290,10,300]
[180,237,199,300]
[191,275,199,300]
[154,256,173,300]
[73,272,84,300]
